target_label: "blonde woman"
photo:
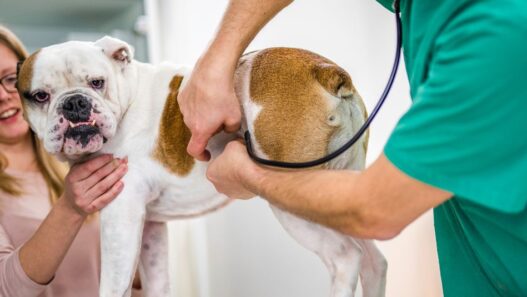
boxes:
[0,25,135,297]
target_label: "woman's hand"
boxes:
[63,154,128,216]
[18,154,128,284]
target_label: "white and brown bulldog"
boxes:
[17,36,386,297]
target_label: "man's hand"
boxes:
[178,55,242,161]
[206,140,259,199]
[177,0,293,162]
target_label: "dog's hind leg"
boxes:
[138,221,170,297]
[320,240,364,297]
[270,206,366,297]
[357,240,387,297]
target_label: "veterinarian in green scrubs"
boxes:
[378,0,527,296]
[178,0,527,296]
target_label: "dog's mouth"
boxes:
[62,119,107,155]
[65,120,100,146]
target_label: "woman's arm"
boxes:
[18,154,127,284]
[1,224,44,297]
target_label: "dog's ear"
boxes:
[94,36,134,64]
[16,59,26,90]
[313,63,355,98]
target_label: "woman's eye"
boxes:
[32,91,50,103]
[5,76,17,85]
[90,79,105,90]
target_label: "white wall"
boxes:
[146,0,443,296]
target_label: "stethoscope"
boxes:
[244,1,402,169]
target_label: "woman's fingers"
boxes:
[62,154,128,216]
[86,180,125,213]
[82,156,127,189]
[68,154,115,181]
[85,161,128,201]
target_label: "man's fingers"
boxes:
[187,133,213,161]
[224,117,241,133]
[199,150,212,162]
[186,114,241,160]
[68,154,114,181]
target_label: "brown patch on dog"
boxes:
[17,49,40,103]
[152,75,195,176]
[314,63,355,97]
[249,48,366,165]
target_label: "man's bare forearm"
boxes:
[240,154,452,240]
[243,165,377,236]
[205,0,294,69]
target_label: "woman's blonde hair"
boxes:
[0,25,68,204]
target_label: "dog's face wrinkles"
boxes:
[18,39,133,161]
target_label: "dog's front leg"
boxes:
[99,173,149,297]
[138,221,170,297]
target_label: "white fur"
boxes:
[23,37,386,297]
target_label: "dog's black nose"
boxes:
[62,95,92,123]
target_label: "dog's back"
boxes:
[117,47,370,221]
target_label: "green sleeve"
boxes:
[375,0,394,11]
[384,5,527,213]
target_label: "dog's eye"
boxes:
[32,91,50,103]
[90,79,105,90]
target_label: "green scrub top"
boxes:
[377,0,527,296]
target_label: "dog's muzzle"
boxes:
[60,94,103,152]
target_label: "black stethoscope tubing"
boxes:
[244,1,402,169]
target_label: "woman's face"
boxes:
[0,42,29,145]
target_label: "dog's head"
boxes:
[17,36,135,161]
